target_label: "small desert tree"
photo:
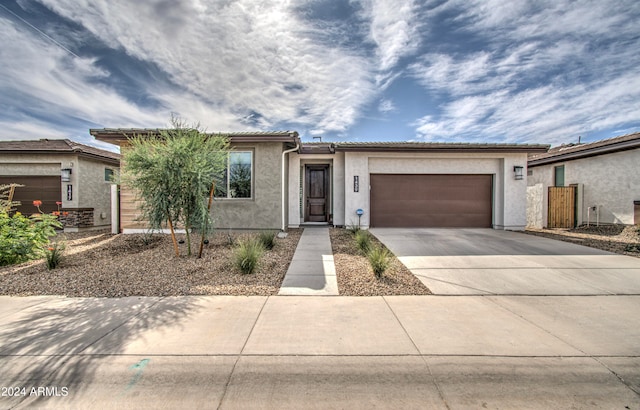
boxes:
[123,118,230,257]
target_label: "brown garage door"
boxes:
[370,174,492,227]
[0,176,61,215]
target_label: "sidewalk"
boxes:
[278,227,338,295]
[0,295,639,408]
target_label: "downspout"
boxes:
[282,140,300,231]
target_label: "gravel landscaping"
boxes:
[329,228,431,296]
[525,225,640,257]
[0,229,301,297]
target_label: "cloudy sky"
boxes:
[1,0,639,151]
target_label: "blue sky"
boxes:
[1,0,639,152]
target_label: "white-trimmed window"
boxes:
[214,151,253,199]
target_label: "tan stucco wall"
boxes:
[0,153,118,226]
[119,142,285,232]
[528,148,640,225]
[212,142,284,230]
[76,158,116,227]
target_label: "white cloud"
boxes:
[354,0,422,73]
[33,0,377,135]
[414,73,640,144]
[0,19,164,140]
[411,0,640,144]
[378,99,396,113]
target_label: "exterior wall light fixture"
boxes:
[514,166,524,180]
[61,168,72,182]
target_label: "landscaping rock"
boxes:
[0,229,302,297]
[329,228,431,296]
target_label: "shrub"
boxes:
[0,200,62,266]
[234,237,265,274]
[258,230,277,250]
[354,230,372,254]
[45,242,65,270]
[367,245,391,279]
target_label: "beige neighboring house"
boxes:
[527,132,640,228]
[92,128,548,233]
[0,139,120,231]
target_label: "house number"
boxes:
[354,176,359,192]
[67,184,72,201]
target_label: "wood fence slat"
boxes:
[548,186,575,228]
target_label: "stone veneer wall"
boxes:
[59,208,94,228]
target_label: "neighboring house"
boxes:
[91,128,548,233]
[527,132,640,228]
[0,139,120,231]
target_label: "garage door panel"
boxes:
[370,174,492,228]
[0,176,61,214]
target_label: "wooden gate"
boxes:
[548,186,576,228]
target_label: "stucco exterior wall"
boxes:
[528,148,640,225]
[76,158,116,227]
[343,151,529,230]
[0,152,118,230]
[212,142,284,230]
[287,152,346,227]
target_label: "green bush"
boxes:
[234,237,265,274]
[367,245,391,279]
[258,230,277,250]
[0,211,62,266]
[354,230,372,254]
[45,242,65,270]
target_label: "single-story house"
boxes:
[0,139,120,231]
[90,128,549,233]
[527,132,640,228]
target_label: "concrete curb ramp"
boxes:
[0,295,639,408]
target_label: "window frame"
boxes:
[214,150,254,200]
[104,168,114,183]
[554,165,565,187]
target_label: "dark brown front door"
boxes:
[370,174,492,227]
[305,165,329,222]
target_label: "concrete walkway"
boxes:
[0,295,639,408]
[278,227,338,295]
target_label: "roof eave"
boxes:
[333,145,550,153]
[89,129,299,146]
[528,139,640,167]
[0,149,119,164]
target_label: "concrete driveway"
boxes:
[370,228,640,295]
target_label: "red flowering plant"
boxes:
[0,186,63,266]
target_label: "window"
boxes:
[105,168,114,182]
[215,151,253,198]
[554,165,565,187]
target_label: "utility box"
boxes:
[635,201,640,225]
